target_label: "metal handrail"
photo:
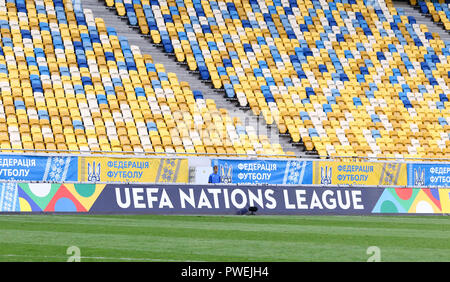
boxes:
[0,147,449,162]
[0,178,447,189]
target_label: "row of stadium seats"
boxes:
[0,0,289,156]
[410,0,450,30]
[104,0,450,159]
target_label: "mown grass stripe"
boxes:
[0,230,448,262]
[0,217,448,240]
[0,225,448,254]
[2,214,449,226]
[1,214,449,232]
[0,215,448,262]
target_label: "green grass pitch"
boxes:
[0,214,448,262]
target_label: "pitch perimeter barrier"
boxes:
[0,183,448,215]
[0,153,449,187]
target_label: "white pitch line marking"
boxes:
[0,254,201,262]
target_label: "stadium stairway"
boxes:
[81,0,315,157]
[394,1,450,42]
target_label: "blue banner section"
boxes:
[408,163,450,187]
[0,155,78,182]
[212,159,313,184]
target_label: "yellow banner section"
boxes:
[438,189,450,213]
[78,157,188,183]
[313,161,407,186]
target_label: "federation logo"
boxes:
[320,166,332,185]
[220,163,233,184]
[413,168,425,187]
[87,161,101,182]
